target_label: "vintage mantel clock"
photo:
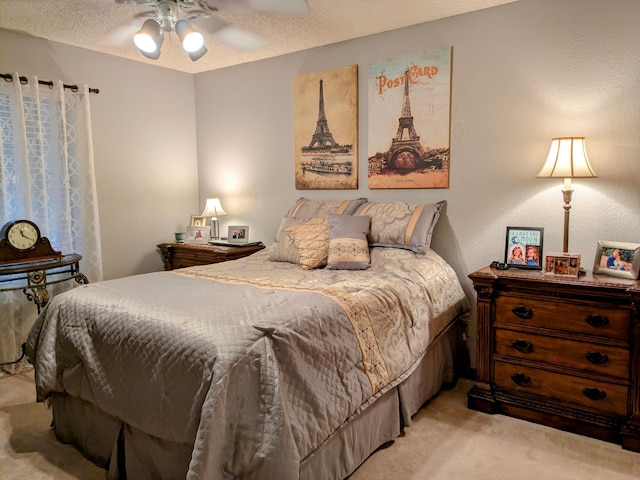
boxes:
[0,219,62,264]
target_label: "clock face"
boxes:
[6,221,40,251]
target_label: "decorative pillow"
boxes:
[354,201,445,254]
[267,216,313,264]
[286,218,329,269]
[286,197,368,218]
[326,214,371,270]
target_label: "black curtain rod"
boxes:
[1,73,100,94]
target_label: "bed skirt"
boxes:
[50,319,466,480]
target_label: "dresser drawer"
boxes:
[172,250,223,267]
[495,296,630,341]
[494,360,628,415]
[495,328,630,380]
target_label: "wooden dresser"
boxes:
[468,266,640,452]
[157,242,265,270]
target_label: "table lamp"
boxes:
[201,198,228,240]
[537,137,597,252]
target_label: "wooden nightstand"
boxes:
[468,266,640,452]
[157,242,265,271]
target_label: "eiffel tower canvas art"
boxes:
[368,47,452,189]
[293,65,358,190]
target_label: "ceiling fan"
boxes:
[112,0,309,61]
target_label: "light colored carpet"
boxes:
[2,369,639,479]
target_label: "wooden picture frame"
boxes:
[228,226,249,243]
[504,226,544,270]
[190,215,207,227]
[592,240,640,279]
[544,252,581,277]
[185,225,210,244]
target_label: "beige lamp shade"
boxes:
[537,137,597,179]
[537,137,597,253]
[201,198,228,218]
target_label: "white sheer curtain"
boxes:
[0,73,103,374]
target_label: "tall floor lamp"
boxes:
[537,137,597,252]
[201,198,228,240]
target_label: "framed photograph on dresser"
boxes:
[228,226,249,243]
[592,240,640,279]
[504,226,544,269]
[544,252,581,277]
[190,215,207,227]
[185,225,210,244]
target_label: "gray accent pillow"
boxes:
[286,197,368,218]
[267,216,312,263]
[326,214,371,270]
[354,200,445,254]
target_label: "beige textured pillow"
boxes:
[286,218,329,269]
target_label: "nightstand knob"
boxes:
[512,339,533,353]
[510,372,531,386]
[585,314,609,328]
[584,351,609,365]
[512,305,533,319]
[583,387,607,401]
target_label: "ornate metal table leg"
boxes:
[23,270,49,314]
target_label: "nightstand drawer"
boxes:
[495,328,629,380]
[173,251,223,266]
[495,296,630,340]
[494,360,628,415]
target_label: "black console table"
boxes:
[0,253,88,314]
[0,254,88,368]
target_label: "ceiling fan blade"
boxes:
[101,20,142,47]
[212,25,266,51]
[191,15,265,51]
[245,0,309,14]
[209,0,308,15]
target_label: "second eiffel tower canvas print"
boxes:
[293,65,358,190]
[368,47,452,189]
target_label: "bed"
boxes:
[26,198,470,480]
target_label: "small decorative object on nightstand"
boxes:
[157,242,265,271]
[468,266,640,452]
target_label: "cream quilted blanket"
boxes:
[27,247,469,479]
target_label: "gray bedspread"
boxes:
[27,247,469,479]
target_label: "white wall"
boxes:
[0,29,200,280]
[194,0,640,362]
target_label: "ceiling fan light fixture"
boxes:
[188,44,208,62]
[175,19,205,53]
[134,18,163,55]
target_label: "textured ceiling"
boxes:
[0,0,519,74]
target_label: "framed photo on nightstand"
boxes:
[228,226,249,243]
[593,240,640,279]
[504,226,544,270]
[185,225,210,244]
[544,252,581,277]
[190,215,207,227]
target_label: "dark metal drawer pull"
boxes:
[512,339,533,353]
[510,372,531,386]
[584,351,609,365]
[512,305,533,319]
[585,314,609,328]
[582,387,607,401]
